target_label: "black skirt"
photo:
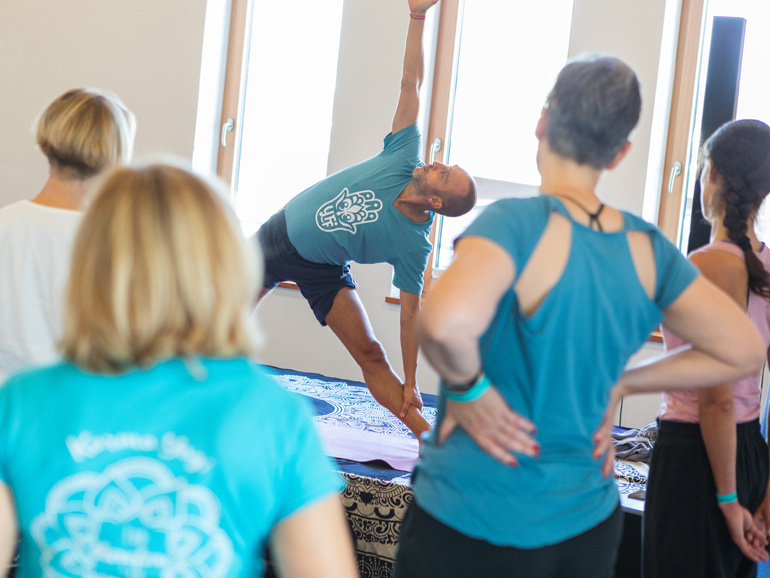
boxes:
[643,418,769,578]
[393,499,623,578]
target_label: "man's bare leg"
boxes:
[325,287,430,439]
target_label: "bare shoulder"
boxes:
[689,249,747,300]
[689,249,745,279]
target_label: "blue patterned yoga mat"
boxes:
[267,365,438,437]
[267,366,437,482]
[267,366,647,488]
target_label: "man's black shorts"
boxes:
[256,209,357,326]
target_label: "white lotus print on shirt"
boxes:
[31,457,233,578]
[315,188,383,234]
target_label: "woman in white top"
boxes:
[0,88,135,383]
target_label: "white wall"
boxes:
[0,0,208,207]
[621,342,666,428]
[569,0,672,216]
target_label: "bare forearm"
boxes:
[419,332,481,384]
[401,17,425,92]
[392,5,432,133]
[618,345,763,397]
[271,496,358,578]
[699,387,737,496]
[400,312,420,386]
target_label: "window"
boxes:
[677,0,770,247]
[429,1,707,272]
[430,0,574,271]
[207,0,344,237]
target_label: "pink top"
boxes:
[659,241,770,423]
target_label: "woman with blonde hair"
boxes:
[0,163,359,578]
[0,88,136,383]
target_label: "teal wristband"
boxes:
[716,491,738,504]
[444,374,493,403]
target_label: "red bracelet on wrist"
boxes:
[410,12,426,20]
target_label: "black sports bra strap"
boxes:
[551,194,606,232]
[588,204,606,232]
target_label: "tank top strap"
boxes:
[692,240,745,260]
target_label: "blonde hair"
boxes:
[35,88,136,179]
[61,163,261,373]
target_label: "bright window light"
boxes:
[234,0,344,237]
[435,0,574,270]
[448,0,574,186]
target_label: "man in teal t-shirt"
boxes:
[256,0,477,439]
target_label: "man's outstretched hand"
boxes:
[400,381,424,418]
[408,0,440,17]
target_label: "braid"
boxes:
[704,119,770,300]
[721,181,770,299]
[746,251,770,300]
[721,188,747,240]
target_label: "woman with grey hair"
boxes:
[392,55,767,577]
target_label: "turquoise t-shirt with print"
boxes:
[0,358,343,578]
[284,123,432,295]
[413,196,699,548]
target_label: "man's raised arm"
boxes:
[391,0,441,134]
[398,290,424,419]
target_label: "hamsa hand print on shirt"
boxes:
[315,188,383,234]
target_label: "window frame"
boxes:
[423,0,573,278]
[213,0,705,313]
[419,0,704,336]
[425,0,708,265]
[656,0,707,244]
[216,0,251,187]
[420,0,463,292]
[214,0,344,296]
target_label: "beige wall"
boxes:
[0,0,673,419]
[0,0,208,207]
[569,0,672,216]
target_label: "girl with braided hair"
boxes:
[644,119,770,578]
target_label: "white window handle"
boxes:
[221,118,234,147]
[668,161,682,194]
[429,138,442,164]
